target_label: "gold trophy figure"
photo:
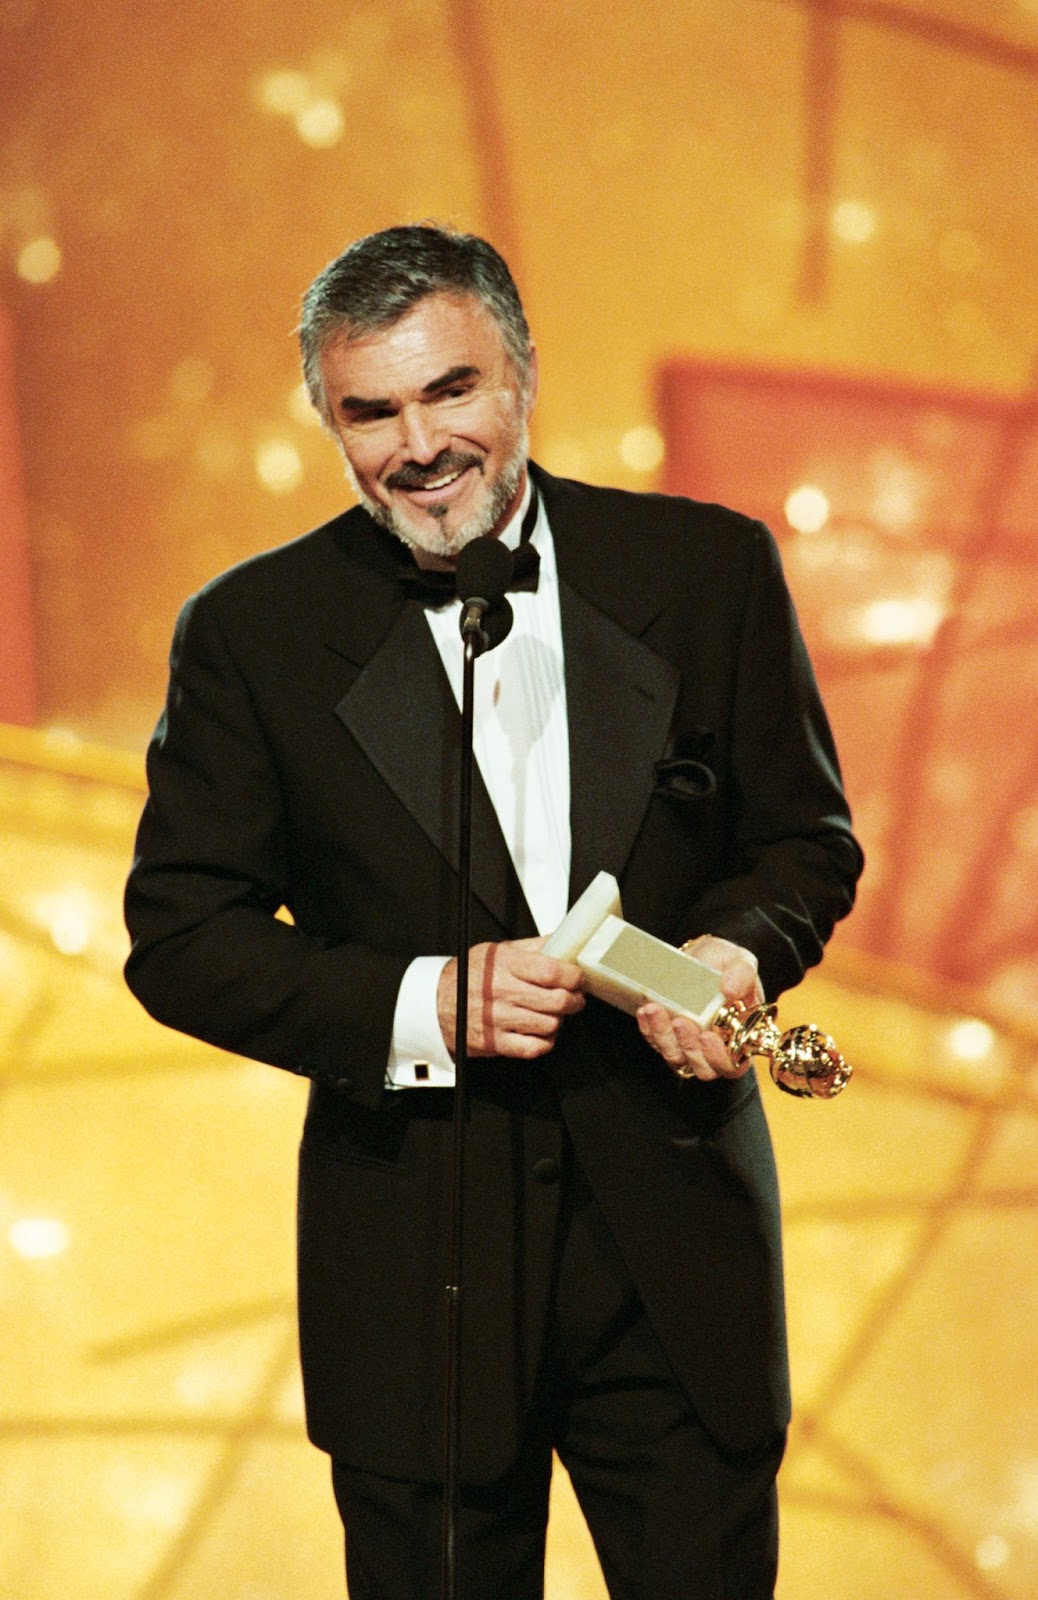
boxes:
[705,999,851,1099]
[545,873,852,1101]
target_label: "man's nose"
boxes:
[398,404,444,465]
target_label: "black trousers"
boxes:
[332,1158,784,1600]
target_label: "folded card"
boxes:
[544,871,724,1025]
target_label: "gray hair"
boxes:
[299,224,533,425]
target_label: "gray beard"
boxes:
[343,428,529,562]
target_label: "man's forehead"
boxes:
[343,292,503,360]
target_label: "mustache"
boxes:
[384,450,483,491]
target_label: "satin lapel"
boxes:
[561,578,679,905]
[335,603,535,938]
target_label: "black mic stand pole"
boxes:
[441,620,482,1600]
[440,534,513,1600]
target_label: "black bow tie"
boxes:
[397,490,541,606]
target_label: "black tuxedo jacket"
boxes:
[125,464,862,1482]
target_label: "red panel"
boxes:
[657,357,1038,1009]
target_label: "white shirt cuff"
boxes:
[386,956,456,1088]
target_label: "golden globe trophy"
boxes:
[681,977,851,1099]
[545,872,852,1101]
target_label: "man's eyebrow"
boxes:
[337,365,481,416]
[423,364,480,394]
[338,392,392,415]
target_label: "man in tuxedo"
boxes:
[125,224,863,1599]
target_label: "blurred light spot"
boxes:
[619,425,664,473]
[946,1019,995,1061]
[16,235,61,284]
[105,1461,192,1530]
[255,438,303,494]
[785,485,830,534]
[789,527,874,578]
[295,96,345,148]
[42,725,83,754]
[288,381,322,427]
[255,69,312,116]
[831,201,876,244]
[976,1534,1010,1571]
[853,596,943,647]
[9,1217,70,1259]
[29,885,98,955]
[872,481,916,532]
[871,456,927,535]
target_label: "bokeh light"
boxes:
[9,1217,70,1260]
[254,439,304,495]
[16,236,61,284]
[784,484,830,534]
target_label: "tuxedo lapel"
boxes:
[533,466,680,905]
[561,580,678,904]
[335,602,535,938]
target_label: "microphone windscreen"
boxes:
[482,596,514,650]
[455,536,514,606]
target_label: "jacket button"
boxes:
[334,1076,353,1091]
[533,1156,561,1185]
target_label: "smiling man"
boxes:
[125,224,863,1599]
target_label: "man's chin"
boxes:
[384,505,482,562]
[373,486,517,562]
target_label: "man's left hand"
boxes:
[635,934,764,1082]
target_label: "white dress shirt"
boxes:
[386,477,571,1087]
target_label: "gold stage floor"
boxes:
[1,726,1036,1600]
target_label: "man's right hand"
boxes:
[437,937,585,1059]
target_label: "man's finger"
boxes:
[637,1002,751,1082]
[507,983,586,1017]
[507,949,585,992]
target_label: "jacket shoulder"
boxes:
[188,508,364,613]
[535,464,769,551]
[532,465,775,615]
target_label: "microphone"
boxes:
[455,537,514,653]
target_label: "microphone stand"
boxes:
[440,537,514,1600]
[441,614,491,1600]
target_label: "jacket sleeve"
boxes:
[680,521,863,1000]
[124,588,409,1109]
